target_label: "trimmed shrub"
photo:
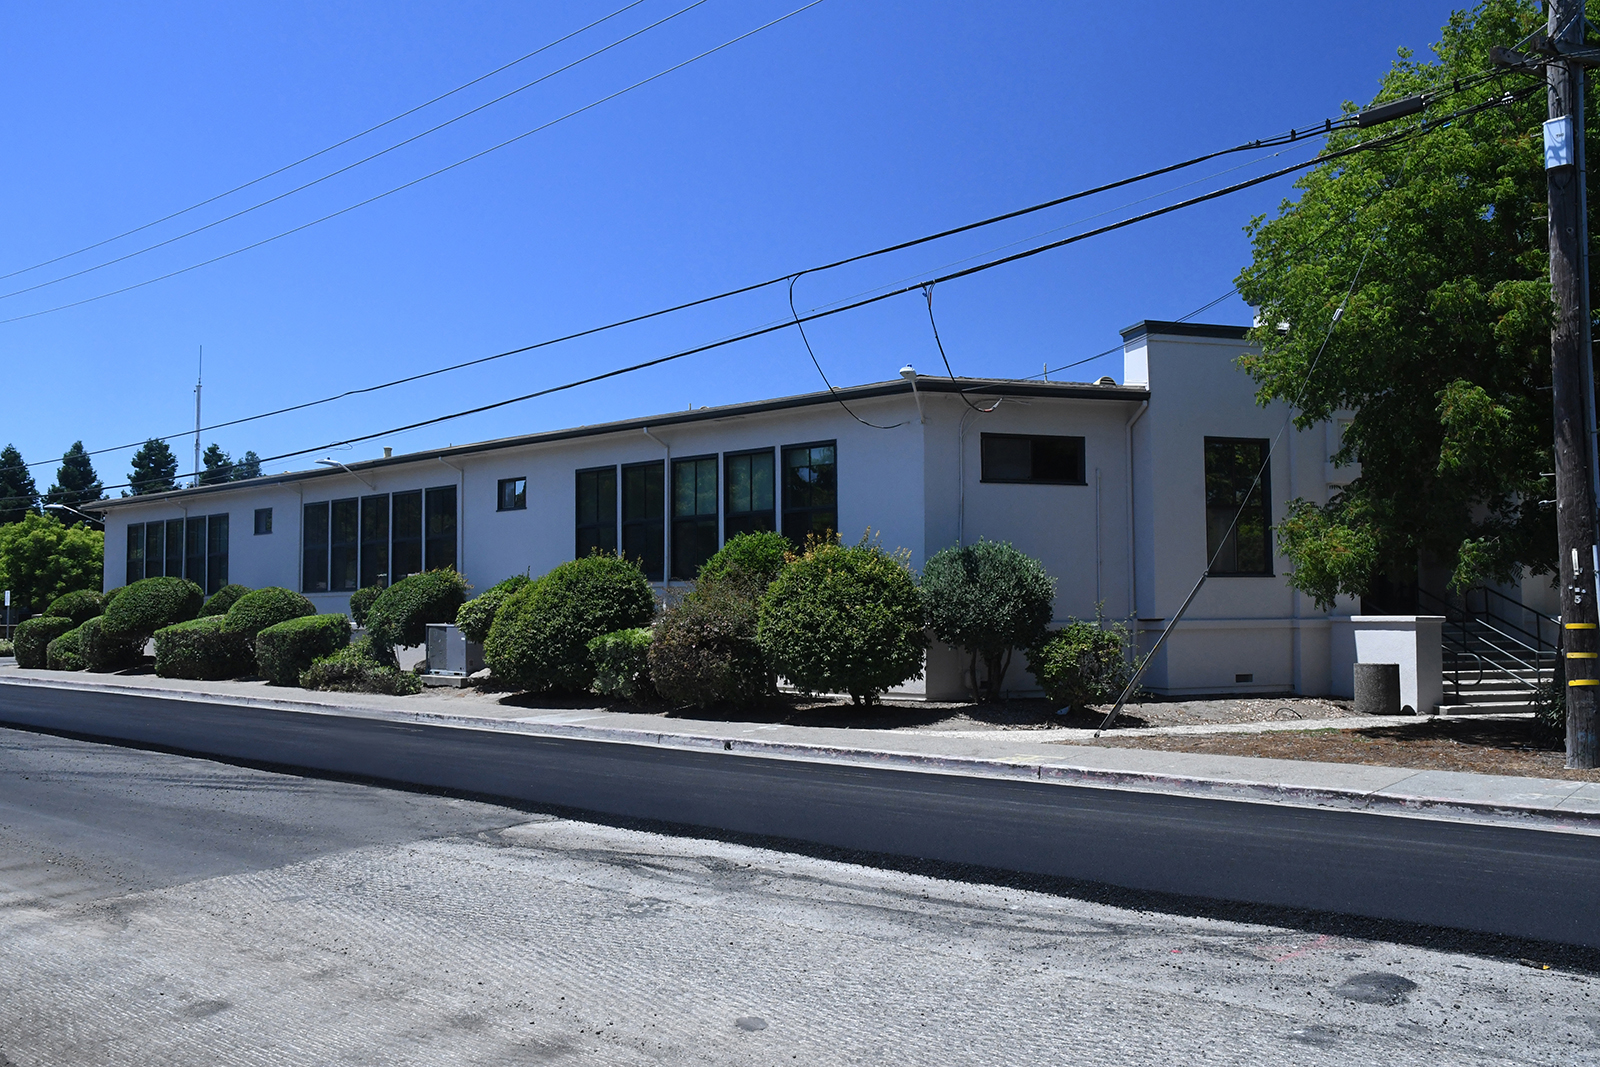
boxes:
[222,587,315,642]
[79,615,146,672]
[300,637,422,696]
[589,628,655,701]
[696,531,790,592]
[103,586,124,606]
[154,616,255,680]
[348,585,383,629]
[1027,619,1137,711]
[199,583,251,617]
[102,576,204,639]
[45,588,106,625]
[366,569,470,650]
[46,625,88,671]
[14,616,76,668]
[921,540,1056,702]
[649,584,770,708]
[485,556,654,693]
[0,639,12,658]
[455,574,533,644]
[255,613,352,687]
[758,537,927,704]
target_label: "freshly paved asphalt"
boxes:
[1,683,1599,948]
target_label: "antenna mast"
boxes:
[194,346,202,487]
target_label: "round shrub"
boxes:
[921,540,1056,702]
[758,538,927,704]
[103,586,124,606]
[222,587,315,642]
[154,616,255,680]
[102,576,204,640]
[14,616,77,669]
[347,585,383,629]
[696,531,790,591]
[255,613,352,687]
[588,627,655,702]
[46,625,88,671]
[455,574,533,644]
[365,569,470,650]
[649,585,770,708]
[79,615,146,672]
[485,556,654,693]
[1026,620,1136,711]
[300,637,422,696]
[45,588,106,625]
[199,583,251,617]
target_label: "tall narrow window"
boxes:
[165,518,185,578]
[302,501,330,593]
[185,516,206,587]
[330,498,360,591]
[621,461,664,581]
[360,494,390,588]
[497,477,527,511]
[575,467,617,558]
[1203,437,1272,576]
[671,456,718,581]
[144,522,165,580]
[125,524,144,587]
[425,486,457,571]
[781,442,837,546]
[979,433,1086,484]
[206,514,229,593]
[724,449,775,539]
[391,491,422,581]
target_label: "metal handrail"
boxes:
[1417,586,1556,700]
[1418,587,1555,653]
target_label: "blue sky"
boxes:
[0,0,1449,491]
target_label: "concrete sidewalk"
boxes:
[1,665,1595,835]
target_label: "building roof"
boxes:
[87,374,1149,512]
[1119,319,1252,342]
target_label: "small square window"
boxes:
[254,507,272,535]
[498,477,527,511]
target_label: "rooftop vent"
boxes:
[1096,375,1117,386]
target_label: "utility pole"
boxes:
[194,346,203,489]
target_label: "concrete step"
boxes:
[1438,701,1538,715]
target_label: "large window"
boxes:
[391,490,423,582]
[124,526,143,587]
[302,502,330,593]
[781,442,837,545]
[360,494,389,589]
[1203,437,1271,576]
[184,517,204,589]
[576,466,618,557]
[980,433,1086,484]
[622,461,664,581]
[330,498,359,592]
[205,514,229,592]
[672,456,718,581]
[425,486,457,572]
[302,487,455,594]
[126,515,229,592]
[724,449,775,540]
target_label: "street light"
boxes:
[42,502,104,528]
[315,458,377,489]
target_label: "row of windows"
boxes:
[302,486,457,593]
[576,442,837,581]
[125,515,230,594]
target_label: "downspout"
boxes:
[1124,399,1150,620]
[438,457,465,581]
[643,427,671,587]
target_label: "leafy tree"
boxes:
[0,512,103,615]
[199,443,233,485]
[921,539,1056,702]
[0,444,40,525]
[1233,0,1583,607]
[230,450,262,481]
[128,438,179,495]
[45,441,105,518]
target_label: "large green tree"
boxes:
[45,441,105,519]
[128,438,178,495]
[0,512,102,614]
[199,443,233,486]
[230,450,262,481]
[1234,0,1594,607]
[0,444,40,525]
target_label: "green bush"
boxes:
[299,637,422,696]
[255,613,352,687]
[1027,619,1137,710]
[758,537,926,704]
[0,639,13,658]
[45,588,106,625]
[696,531,790,591]
[79,615,146,672]
[102,576,204,639]
[46,625,88,671]
[485,555,655,693]
[455,574,533,644]
[14,616,76,668]
[921,540,1056,702]
[222,587,315,642]
[588,628,655,701]
[649,585,770,708]
[154,616,255,680]
[366,569,470,650]
[199,583,251,617]
[103,586,123,606]
[347,585,383,629]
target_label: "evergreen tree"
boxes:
[230,450,262,481]
[0,444,40,525]
[128,438,179,495]
[199,443,233,486]
[45,441,105,520]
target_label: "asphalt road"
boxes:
[1,728,1598,1066]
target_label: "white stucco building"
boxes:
[89,320,1373,699]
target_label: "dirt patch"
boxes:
[1089,718,1599,781]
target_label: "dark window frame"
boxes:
[302,501,331,593]
[424,485,458,572]
[1203,436,1274,578]
[978,433,1088,485]
[575,466,618,559]
[329,497,360,593]
[125,524,144,587]
[360,494,390,589]
[723,448,776,541]
[390,490,423,583]
[254,507,273,535]
[781,440,838,546]
[671,454,719,581]
[497,476,527,512]
[204,513,229,594]
[621,460,665,582]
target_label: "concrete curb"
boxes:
[1,673,1595,836]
